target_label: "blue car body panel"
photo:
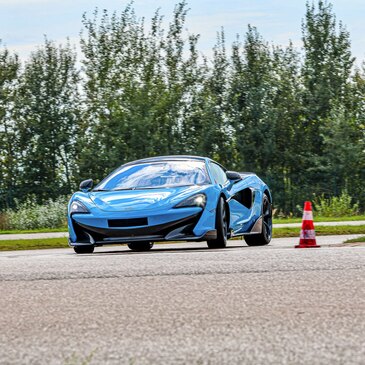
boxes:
[68,156,271,246]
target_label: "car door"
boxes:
[227,177,257,234]
[209,162,247,233]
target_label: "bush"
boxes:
[4,196,68,230]
[313,190,359,217]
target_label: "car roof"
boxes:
[122,155,228,171]
[124,155,208,165]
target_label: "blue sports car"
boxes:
[68,155,272,254]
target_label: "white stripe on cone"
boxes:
[300,229,316,239]
[302,210,313,221]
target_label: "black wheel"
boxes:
[127,242,154,251]
[73,245,94,254]
[207,197,228,249]
[244,194,272,246]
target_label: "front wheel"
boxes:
[244,194,272,246]
[127,242,154,251]
[207,197,228,249]
[74,245,94,254]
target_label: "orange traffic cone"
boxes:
[295,201,320,248]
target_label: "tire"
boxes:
[244,194,272,246]
[73,245,94,254]
[207,197,228,249]
[127,242,154,251]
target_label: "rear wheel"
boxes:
[73,245,94,254]
[244,194,272,246]
[127,242,154,251]
[207,197,228,249]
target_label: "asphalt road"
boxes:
[0,238,364,365]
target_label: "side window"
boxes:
[210,163,228,186]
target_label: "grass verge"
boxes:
[273,225,365,238]
[345,236,365,243]
[273,215,365,224]
[0,237,68,251]
[0,227,68,234]
[1,225,365,251]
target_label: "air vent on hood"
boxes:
[108,218,148,228]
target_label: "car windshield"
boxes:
[94,160,211,191]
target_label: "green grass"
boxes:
[1,225,365,251]
[273,225,365,238]
[0,227,68,234]
[0,237,68,251]
[273,215,365,224]
[345,236,365,243]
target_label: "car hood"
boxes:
[88,185,207,212]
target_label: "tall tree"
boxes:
[229,26,276,174]
[78,2,202,181]
[0,0,363,216]
[0,44,20,209]
[15,39,80,201]
[301,0,355,200]
[320,105,365,200]
[179,29,235,165]
[302,0,354,120]
[269,43,303,212]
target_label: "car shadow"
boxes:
[90,243,249,256]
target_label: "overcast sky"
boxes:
[1,0,365,63]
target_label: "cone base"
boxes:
[295,244,320,248]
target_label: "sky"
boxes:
[1,0,365,63]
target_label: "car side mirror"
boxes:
[79,179,93,192]
[226,171,242,183]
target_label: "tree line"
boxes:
[0,0,364,215]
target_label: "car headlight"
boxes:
[70,200,90,214]
[175,194,206,208]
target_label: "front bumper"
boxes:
[68,207,217,247]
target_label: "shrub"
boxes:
[4,196,68,230]
[313,190,359,217]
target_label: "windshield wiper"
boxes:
[132,184,195,190]
[112,187,136,191]
[93,188,137,192]
[95,185,194,192]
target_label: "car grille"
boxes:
[108,218,148,227]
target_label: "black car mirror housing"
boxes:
[226,171,242,182]
[79,179,93,192]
